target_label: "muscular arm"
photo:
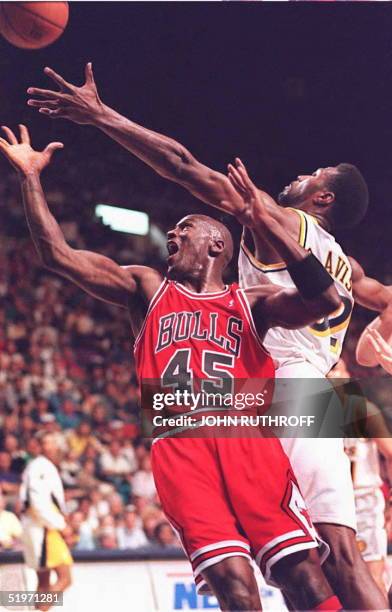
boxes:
[247,215,340,335]
[350,256,392,311]
[28,65,292,228]
[21,173,161,308]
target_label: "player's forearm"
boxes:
[20,172,69,269]
[251,214,306,265]
[93,104,192,182]
[92,104,246,217]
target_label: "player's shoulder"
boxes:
[121,265,164,301]
[27,455,54,475]
[347,256,364,280]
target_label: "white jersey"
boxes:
[344,437,383,491]
[238,208,354,375]
[20,455,66,531]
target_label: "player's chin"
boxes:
[277,190,290,205]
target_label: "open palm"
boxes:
[0,125,63,176]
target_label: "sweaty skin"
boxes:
[0,124,342,611]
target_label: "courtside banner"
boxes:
[139,376,392,439]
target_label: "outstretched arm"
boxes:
[27,64,290,227]
[350,256,392,311]
[0,125,162,312]
[229,161,340,334]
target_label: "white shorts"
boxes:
[21,516,72,571]
[275,362,357,531]
[355,487,387,562]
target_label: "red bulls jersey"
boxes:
[135,279,274,379]
[134,280,274,437]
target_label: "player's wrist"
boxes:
[90,101,111,127]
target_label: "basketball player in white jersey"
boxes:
[329,358,392,599]
[20,432,73,611]
[27,62,391,609]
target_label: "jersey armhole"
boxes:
[133,278,169,352]
[240,209,308,273]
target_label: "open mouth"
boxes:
[167,241,180,261]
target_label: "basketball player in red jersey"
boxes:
[27,63,391,610]
[0,124,344,611]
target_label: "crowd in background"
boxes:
[0,149,390,554]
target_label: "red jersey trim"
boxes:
[174,282,230,300]
[133,279,169,352]
[236,288,272,359]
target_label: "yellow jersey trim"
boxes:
[240,208,308,273]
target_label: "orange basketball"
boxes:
[0,2,69,49]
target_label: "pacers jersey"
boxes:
[239,209,354,375]
[134,280,275,435]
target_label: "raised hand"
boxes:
[227,158,276,227]
[27,63,103,125]
[366,328,392,375]
[0,125,63,176]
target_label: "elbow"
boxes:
[37,246,58,270]
[312,291,342,319]
[36,241,66,273]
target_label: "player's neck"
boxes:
[177,276,226,295]
[297,203,333,233]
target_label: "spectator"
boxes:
[0,452,20,495]
[55,399,81,430]
[0,492,22,549]
[153,521,181,549]
[66,420,102,458]
[132,456,156,501]
[117,505,148,549]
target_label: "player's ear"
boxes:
[314,190,335,207]
[209,238,224,257]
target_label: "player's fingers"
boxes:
[227,170,247,196]
[369,329,391,352]
[0,137,9,147]
[38,108,63,119]
[235,162,256,193]
[27,87,63,100]
[1,126,18,145]
[43,142,64,157]
[85,62,95,84]
[366,332,381,354]
[228,163,248,192]
[19,124,30,145]
[27,99,60,109]
[44,67,74,91]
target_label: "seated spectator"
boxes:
[66,420,102,458]
[0,452,20,495]
[116,505,148,550]
[153,521,181,549]
[0,492,22,549]
[99,439,134,480]
[132,456,156,501]
[55,398,82,430]
[96,515,118,550]
[60,449,82,489]
[69,510,95,551]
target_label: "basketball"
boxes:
[0,2,69,49]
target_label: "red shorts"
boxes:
[151,436,327,594]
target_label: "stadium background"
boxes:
[0,2,391,611]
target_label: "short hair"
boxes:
[328,163,369,229]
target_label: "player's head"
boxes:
[166,214,233,281]
[36,432,61,463]
[278,164,369,229]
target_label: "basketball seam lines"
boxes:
[1,4,35,45]
[11,3,66,31]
